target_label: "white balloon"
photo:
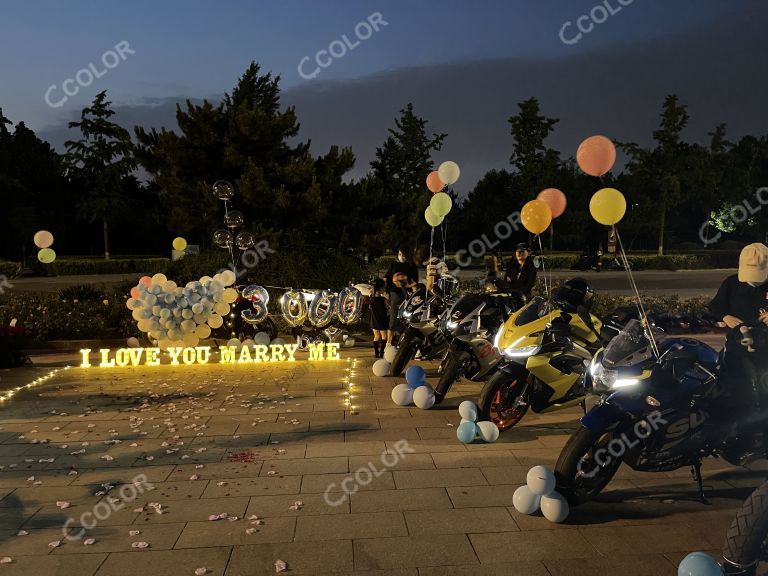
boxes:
[195,324,211,339]
[161,280,177,293]
[219,270,236,286]
[180,319,196,333]
[254,332,271,346]
[214,301,231,316]
[383,345,397,363]
[222,287,238,304]
[413,385,435,410]
[242,338,255,349]
[199,276,212,285]
[438,160,461,185]
[182,332,199,348]
[126,337,140,348]
[477,421,500,443]
[207,314,223,329]
[512,485,541,515]
[526,466,556,496]
[540,491,570,523]
[458,400,478,422]
[391,383,413,406]
[373,359,391,378]
[270,337,286,346]
[227,338,242,349]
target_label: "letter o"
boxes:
[341,476,358,495]
[590,5,609,23]
[328,40,347,59]
[62,78,79,96]
[577,15,595,34]
[756,187,768,205]
[607,439,624,458]
[493,220,513,241]
[468,239,486,258]
[355,22,374,40]
[315,50,332,68]
[355,467,373,486]
[730,204,748,223]
[102,50,120,69]
[75,68,95,87]
[93,501,112,521]
[241,250,259,269]
[119,483,137,502]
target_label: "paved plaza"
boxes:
[0,349,762,575]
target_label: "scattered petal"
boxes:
[83,538,96,546]
[194,569,207,576]
[131,541,150,549]
[48,540,62,548]
[56,501,71,509]
[17,530,28,536]
[274,559,287,573]
[0,557,12,564]
[129,530,141,536]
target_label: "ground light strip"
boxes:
[343,357,360,415]
[0,366,71,403]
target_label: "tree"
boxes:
[65,91,135,259]
[621,95,690,255]
[370,103,446,246]
[508,97,561,196]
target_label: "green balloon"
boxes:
[430,192,453,217]
[424,206,443,228]
[38,248,56,264]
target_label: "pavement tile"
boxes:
[175,515,296,547]
[132,496,249,524]
[225,540,354,575]
[469,530,596,562]
[349,453,435,472]
[446,485,520,508]
[53,522,185,553]
[201,475,301,498]
[247,492,350,517]
[260,456,348,476]
[294,511,407,541]
[479,465,529,485]
[305,441,388,458]
[351,488,452,513]
[0,553,108,575]
[418,564,550,576]
[301,471,394,493]
[393,469,487,489]
[431,451,519,468]
[404,507,518,535]
[544,554,677,576]
[353,534,478,570]
[95,546,231,576]
[579,524,725,555]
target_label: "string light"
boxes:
[0,366,70,403]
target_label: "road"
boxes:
[6,269,736,297]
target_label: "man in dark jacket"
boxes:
[505,243,537,299]
[385,246,419,345]
[709,243,768,420]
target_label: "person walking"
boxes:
[385,246,418,345]
[370,278,389,358]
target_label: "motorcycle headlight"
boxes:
[446,320,458,331]
[502,343,542,358]
[590,360,639,390]
[403,310,412,319]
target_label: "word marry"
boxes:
[79,343,341,368]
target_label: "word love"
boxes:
[79,343,341,368]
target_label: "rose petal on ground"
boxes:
[0,557,12,564]
[131,541,150,549]
[129,530,140,536]
[48,540,61,548]
[274,559,287,573]
[83,538,96,545]
[56,501,70,509]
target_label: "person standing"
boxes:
[385,246,418,345]
[369,278,389,358]
[505,243,537,299]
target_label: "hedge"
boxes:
[30,258,170,276]
[0,261,22,279]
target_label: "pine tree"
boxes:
[65,91,135,259]
[508,98,561,196]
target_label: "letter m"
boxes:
[308,343,325,361]
[219,346,237,364]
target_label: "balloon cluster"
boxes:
[513,466,570,523]
[424,161,459,228]
[126,270,239,348]
[33,230,56,264]
[456,401,499,443]
[389,366,436,409]
[211,180,256,257]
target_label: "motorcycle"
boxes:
[555,319,768,506]
[433,287,525,404]
[477,286,618,431]
[390,283,453,377]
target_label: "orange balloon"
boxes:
[520,200,553,235]
[130,286,140,299]
[577,135,617,177]
[426,171,445,194]
[139,276,152,287]
[537,188,567,218]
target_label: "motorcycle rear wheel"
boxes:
[477,368,529,431]
[555,426,623,506]
[723,480,768,575]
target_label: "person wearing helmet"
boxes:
[553,277,595,312]
[505,243,537,299]
[709,243,768,423]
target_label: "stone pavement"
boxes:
[0,349,762,575]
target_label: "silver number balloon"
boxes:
[337,287,363,324]
[280,290,308,328]
[240,284,269,325]
[309,290,337,328]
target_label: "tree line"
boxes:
[1,62,766,264]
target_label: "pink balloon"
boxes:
[130,286,140,299]
[577,135,616,177]
[537,188,567,218]
[139,276,152,287]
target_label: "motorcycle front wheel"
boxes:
[477,367,530,431]
[390,333,419,377]
[434,351,468,404]
[722,480,768,575]
[555,426,624,506]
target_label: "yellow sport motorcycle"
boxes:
[477,280,620,431]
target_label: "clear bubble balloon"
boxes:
[212,180,235,200]
[213,229,233,249]
[224,210,244,228]
[235,230,255,250]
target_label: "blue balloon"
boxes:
[678,552,722,576]
[457,421,478,444]
[405,365,426,388]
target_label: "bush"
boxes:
[0,260,22,279]
[30,258,170,277]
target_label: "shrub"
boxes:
[29,258,170,276]
[0,261,22,279]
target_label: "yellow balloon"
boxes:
[430,192,453,217]
[438,161,461,185]
[590,188,627,226]
[37,248,56,264]
[520,200,553,235]
[172,237,187,251]
[424,206,443,228]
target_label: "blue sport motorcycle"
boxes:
[555,318,768,506]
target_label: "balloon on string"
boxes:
[213,229,233,249]
[224,210,244,228]
[577,135,617,177]
[212,180,235,200]
[520,200,553,234]
[426,171,445,193]
[33,230,54,249]
[424,206,443,228]
[235,230,255,250]
[172,237,187,251]
[438,161,461,185]
[430,192,453,217]
[589,188,627,225]
[37,248,56,264]
[536,188,567,218]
